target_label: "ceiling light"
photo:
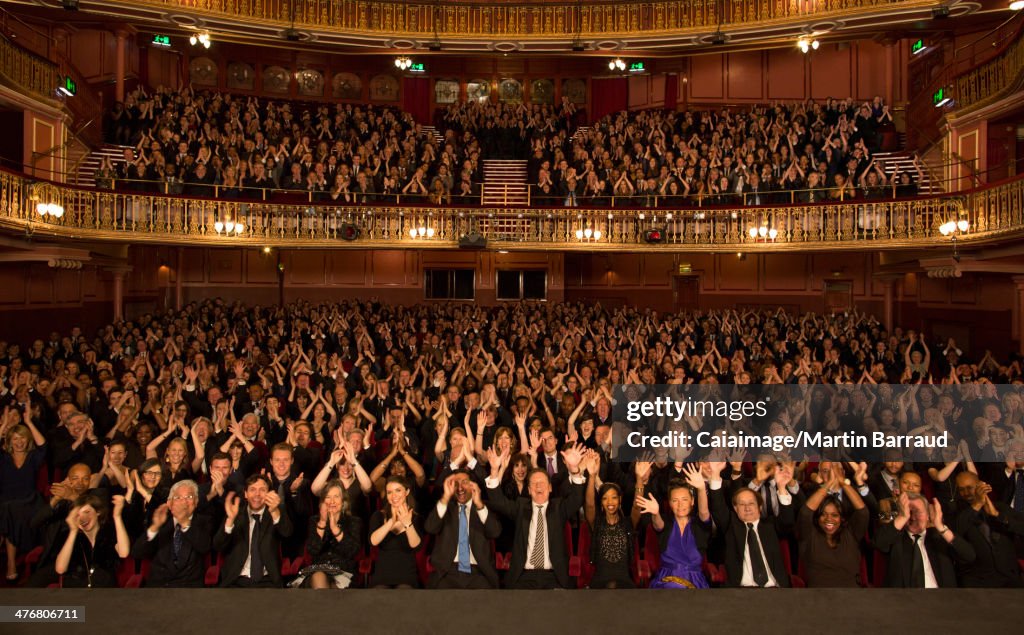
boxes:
[608,58,626,71]
[1011,0,1024,10]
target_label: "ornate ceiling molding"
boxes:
[10,0,980,53]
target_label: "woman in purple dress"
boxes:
[634,465,711,589]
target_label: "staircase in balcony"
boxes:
[482,160,529,207]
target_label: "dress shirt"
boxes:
[524,501,552,570]
[435,501,489,566]
[224,507,280,578]
[911,531,939,588]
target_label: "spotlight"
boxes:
[284,29,300,42]
[428,41,442,52]
[708,31,726,45]
[340,223,360,241]
[62,0,79,10]
[644,228,665,244]
[572,42,585,52]
[1011,0,1024,10]
[932,6,950,18]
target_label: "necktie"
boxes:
[745,523,769,587]
[250,514,263,582]
[530,505,547,569]
[1014,471,1024,513]
[457,505,471,574]
[761,484,774,517]
[911,534,925,587]
[546,456,555,477]
[173,524,183,563]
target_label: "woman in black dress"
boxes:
[295,479,362,589]
[54,493,131,587]
[583,452,635,588]
[0,415,47,581]
[368,476,422,588]
[797,467,869,588]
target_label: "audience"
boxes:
[1,298,1023,590]
[99,88,932,211]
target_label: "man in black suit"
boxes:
[131,480,213,588]
[424,470,501,589]
[536,427,569,491]
[708,461,795,587]
[952,472,1024,587]
[874,492,975,587]
[213,474,293,587]
[485,444,585,589]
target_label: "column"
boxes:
[114,30,128,103]
[1013,277,1024,354]
[175,247,184,311]
[111,269,126,322]
[881,278,895,333]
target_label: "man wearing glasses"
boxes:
[131,479,212,587]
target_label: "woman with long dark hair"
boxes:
[368,476,422,588]
[583,452,635,588]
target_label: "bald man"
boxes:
[28,463,94,587]
[952,471,1024,587]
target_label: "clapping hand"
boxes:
[224,492,240,523]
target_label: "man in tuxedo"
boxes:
[874,492,974,587]
[424,470,500,589]
[131,480,213,587]
[708,461,794,587]
[869,458,905,502]
[266,444,313,559]
[537,428,568,490]
[745,457,804,520]
[875,471,923,526]
[485,444,585,589]
[213,475,293,587]
[952,472,1024,587]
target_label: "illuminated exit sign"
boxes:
[152,35,171,47]
[911,39,926,55]
[629,61,645,72]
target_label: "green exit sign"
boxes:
[629,61,645,72]
[911,39,926,55]
[933,87,951,107]
[57,76,76,97]
[408,62,426,73]
[152,35,171,47]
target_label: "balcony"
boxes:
[3,168,1022,252]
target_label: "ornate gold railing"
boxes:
[954,24,1024,114]
[0,32,58,102]
[129,0,934,38]
[3,170,1023,251]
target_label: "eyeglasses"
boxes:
[143,471,163,477]
[171,495,195,501]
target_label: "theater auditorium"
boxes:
[0,0,1023,631]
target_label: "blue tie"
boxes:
[457,504,471,574]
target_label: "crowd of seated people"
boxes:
[2,300,1022,589]
[530,98,926,208]
[97,88,938,213]
[99,86,484,205]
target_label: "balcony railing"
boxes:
[124,0,933,38]
[3,168,1022,251]
[0,32,58,103]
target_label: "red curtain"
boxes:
[665,74,678,111]
[402,77,431,126]
[591,77,628,122]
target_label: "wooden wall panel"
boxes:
[0,265,28,304]
[182,249,207,283]
[762,254,808,291]
[246,250,279,284]
[288,252,327,285]
[689,55,725,99]
[370,251,407,286]
[27,264,54,304]
[326,251,366,285]
[766,49,807,100]
[810,46,853,99]
[727,51,764,100]
[207,250,243,284]
[643,254,675,287]
[856,41,888,102]
[609,254,642,287]
[716,254,758,291]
